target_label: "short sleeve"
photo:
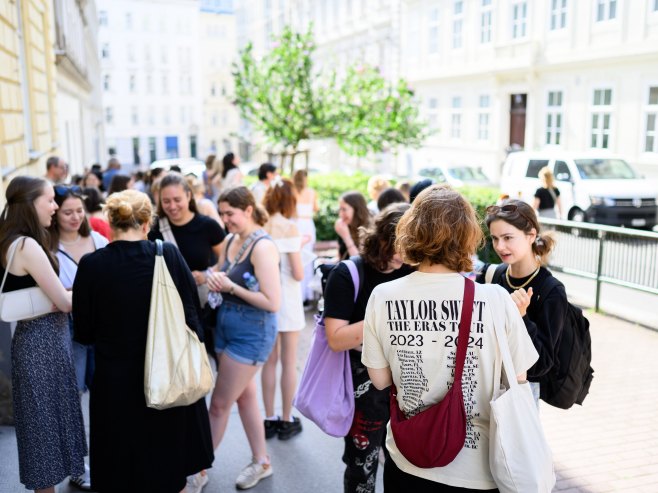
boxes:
[534,188,543,199]
[500,288,539,375]
[361,288,389,369]
[206,217,225,246]
[554,187,560,197]
[323,263,356,321]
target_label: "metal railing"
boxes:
[538,218,658,311]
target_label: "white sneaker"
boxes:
[186,471,209,493]
[235,460,273,490]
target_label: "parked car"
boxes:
[417,165,495,188]
[149,158,206,178]
[500,151,658,229]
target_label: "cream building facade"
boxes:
[0,0,59,202]
[236,0,658,179]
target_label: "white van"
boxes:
[500,151,658,229]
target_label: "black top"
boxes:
[219,234,271,307]
[0,270,36,292]
[324,260,413,324]
[475,264,567,381]
[72,240,213,492]
[148,214,225,271]
[534,187,560,210]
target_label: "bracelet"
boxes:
[229,283,236,295]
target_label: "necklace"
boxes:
[60,234,82,246]
[505,265,540,290]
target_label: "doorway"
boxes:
[509,94,527,148]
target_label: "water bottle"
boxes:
[243,272,260,292]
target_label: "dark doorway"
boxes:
[509,94,527,148]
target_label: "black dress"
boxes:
[72,240,214,493]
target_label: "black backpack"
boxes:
[316,256,364,299]
[490,265,594,409]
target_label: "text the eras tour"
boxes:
[385,298,486,334]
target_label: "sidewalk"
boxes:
[1,309,657,492]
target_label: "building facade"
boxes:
[0,0,59,199]
[97,0,202,167]
[199,0,239,160]
[236,0,658,179]
[54,0,105,175]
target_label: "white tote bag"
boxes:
[489,298,556,493]
[144,240,214,410]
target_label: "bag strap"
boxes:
[453,277,475,388]
[224,229,266,275]
[0,237,25,295]
[484,263,498,284]
[155,238,164,256]
[159,217,178,247]
[57,248,78,266]
[343,258,361,304]
[491,289,522,392]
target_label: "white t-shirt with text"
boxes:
[362,271,538,489]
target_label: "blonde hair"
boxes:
[105,190,153,231]
[538,166,555,189]
[395,185,483,272]
[367,175,391,200]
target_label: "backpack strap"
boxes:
[535,271,561,305]
[486,263,507,284]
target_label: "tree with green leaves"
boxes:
[233,26,428,172]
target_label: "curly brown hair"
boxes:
[360,203,410,271]
[395,185,483,272]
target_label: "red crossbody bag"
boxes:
[389,277,475,468]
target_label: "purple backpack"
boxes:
[293,260,360,437]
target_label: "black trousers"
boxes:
[342,351,389,493]
[384,458,499,493]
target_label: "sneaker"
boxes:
[69,464,92,491]
[264,418,281,439]
[186,471,209,493]
[278,416,303,440]
[235,460,273,490]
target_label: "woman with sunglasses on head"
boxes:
[205,186,281,490]
[48,186,108,490]
[0,177,87,493]
[476,199,568,403]
[362,186,538,492]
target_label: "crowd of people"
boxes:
[0,154,567,493]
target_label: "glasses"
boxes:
[54,185,83,197]
[485,204,536,225]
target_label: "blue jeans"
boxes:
[68,315,95,393]
[214,301,277,365]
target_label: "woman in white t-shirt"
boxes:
[362,185,539,492]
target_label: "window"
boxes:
[644,86,658,152]
[129,75,136,92]
[512,1,527,39]
[131,106,138,125]
[428,7,440,54]
[480,0,493,43]
[478,95,490,141]
[428,97,439,130]
[127,44,135,62]
[526,159,549,178]
[148,106,155,125]
[591,88,612,148]
[180,106,186,125]
[126,13,132,30]
[101,43,110,59]
[162,74,168,94]
[105,107,113,124]
[596,0,617,21]
[654,0,658,11]
[452,0,463,49]
[211,83,216,97]
[99,11,108,26]
[546,91,563,145]
[163,107,170,125]
[103,74,110,91]
[550,0,567,30]
[161,47,168,64]
[451,96,462,139]
[144,45,151,63]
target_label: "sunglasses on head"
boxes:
[485,203,535,224]
[54,185,83,197]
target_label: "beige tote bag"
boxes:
[144,240,214,410]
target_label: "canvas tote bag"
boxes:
[293,259,360,437]
[489,288,556,493]
[144,240,214,410]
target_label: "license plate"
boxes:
[632,218,646,227]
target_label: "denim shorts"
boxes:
[214,301,277,365]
